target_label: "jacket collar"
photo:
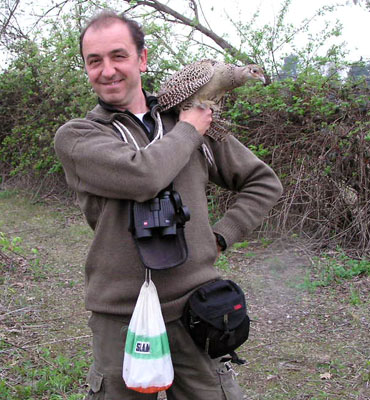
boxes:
[86,91,158,124]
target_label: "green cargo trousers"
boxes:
[85,312,244,400]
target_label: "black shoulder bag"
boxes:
[183,279,250,364]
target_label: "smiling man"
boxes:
[54,10,283,400]
[82,19,148,113]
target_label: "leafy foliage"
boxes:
[0,1,369,254]
[224,66,370,254]
[301,250,370,290]
[0,18,96,181]
[0,347,89,400]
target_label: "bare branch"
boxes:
[31,0,88,31]
[151,31,186,64]
[197,0,213,32]
[189,0,199,22]
[189,37,226,57]
[122,0,254,63]
[0,0,21,39]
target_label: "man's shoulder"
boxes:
[86,103,117,123]
[56,117,94,136]
[56,104,113,135]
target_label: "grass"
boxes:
[0,190,92,399]
[0,189,17,199]
[349,286,362,305]
[232,240,249,249]
[225,238,369,399]
[215,253,230,271]
[1,190,369,399]
[300,250,370,291]
[0,347,89,400]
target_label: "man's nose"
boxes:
[101,59,116,78]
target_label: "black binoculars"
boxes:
[131,190,190,239]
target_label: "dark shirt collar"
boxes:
[98,91,158,141]
[98,91,158,114]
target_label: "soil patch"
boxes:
[0,191,369,399]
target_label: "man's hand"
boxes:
[179,106,213,135]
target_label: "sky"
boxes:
[199,0,370,61]
[1,0,369,70]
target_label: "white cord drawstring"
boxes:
[113,114,213,166]
[201,143,214,166]
[113,112,163,150]
[112,120,141,150]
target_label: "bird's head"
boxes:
[246,65,266,84]
[235,64,266,86]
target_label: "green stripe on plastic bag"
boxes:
[125,329,171,359]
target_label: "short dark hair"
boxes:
[79,10,145,61]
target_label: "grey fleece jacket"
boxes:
[54,101,283,322]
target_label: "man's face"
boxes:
[82,20,147,112]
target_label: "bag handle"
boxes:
[145,268,151,285]
[198,280,234,300]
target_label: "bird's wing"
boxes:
[206,119,231,142]
[204,96,234,142]
[157,60,215,111]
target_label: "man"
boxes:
[54,10,283,400]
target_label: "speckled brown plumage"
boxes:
[157,59,265,141]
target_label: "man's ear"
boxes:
[139,48,148,73]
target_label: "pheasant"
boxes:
[157,59,265,141]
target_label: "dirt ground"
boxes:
[228,241,369,399]
[0,191,369,399]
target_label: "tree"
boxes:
[0,0,23,45]
[347,60,370,84]
[350,0,370,10]
[0,0,369,253]
[123,0,253,63]
[0,15,95,183]
[278,54,300,79]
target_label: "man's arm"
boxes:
[54,107,212,203]
[208,135,283,249]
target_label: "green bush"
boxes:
[0,3,369,254]
[224,67,370,254]
[0,22,96,181]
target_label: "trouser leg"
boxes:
[85,313,243,400]
[85,312,157,400]
[165,320,244,400]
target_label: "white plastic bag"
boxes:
[122,273,174,393]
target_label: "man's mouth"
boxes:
[101,79,124,86]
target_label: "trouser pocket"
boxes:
[85,365,105,400]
